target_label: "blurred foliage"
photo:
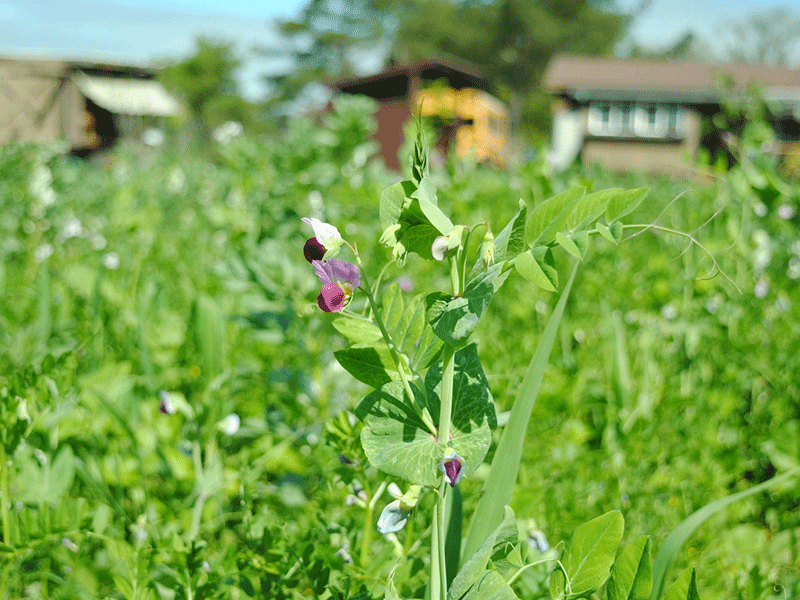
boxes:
[0,96,798,599]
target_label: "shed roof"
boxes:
[544,55,800,104]
[73,72,181,116]
[331,58,492,99]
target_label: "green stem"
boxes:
[0,444,11,547]
[361,481,388,566]
[356,260,437,435]
[431,500,442,600]
[438,346,455,448]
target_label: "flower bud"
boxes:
[431,235,449,261]
[438,452,465,487]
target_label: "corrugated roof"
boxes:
[73,72,181,116]
[544,55,800,102]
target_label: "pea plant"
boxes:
[299,129,767,600]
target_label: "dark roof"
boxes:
[544,55,800,103]
[331,58,492,99]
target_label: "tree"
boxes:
[391,0,630,140]
[262,0,631,141]
[720,7,800,66]
[159,38,242,138]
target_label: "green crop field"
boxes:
[1,97,798,600]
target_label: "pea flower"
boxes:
[302,217,344,258]
[377,485,421,534]
[439,452,465,487]
[312,259,360,312]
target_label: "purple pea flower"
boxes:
[313,259,361,312]
[439,452,465,487]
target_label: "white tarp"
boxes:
[547,109,584,171]
[72,72,181,116]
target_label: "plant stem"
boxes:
[431,500,442,600]
[361,481,387,566]
[358,267,437,435]
[0,443,11,547]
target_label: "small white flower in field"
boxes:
[438,452,465,487]
[527,529,550,553]
[158,390,175,415]
[34,243,53,263]
[220,413,240,435]
[777,204,796,220]
[212,121,243,144]
[754,280,769,298]
[431,235,449,261]
[661,304,678,320]
[62,537,79,552]
[335,547,354,564]
[142,127,165,147]
[377,500,412,534]
[90,232,107,250]
[58,216,85,243]
[753,202,768,217]
[102,252,120,270]
[202,561,211,573]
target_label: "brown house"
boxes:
[543,55,800,175]
[0,56,181,156]
[331,59,509,170]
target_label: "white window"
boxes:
[589,101,684,139]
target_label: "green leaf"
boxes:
[411,325,444,371]
[383,282,405,332]
[649,466,800,600]
[494,200,528,262]
[356,344,495,487]
[391,293,426,355]
[331,317,382,343]
[412,177,454,235]
[568,188,622,231]
[555,232,582,259]
[334,344,401,388]
[526,187,584,246]
[550,511,625,600]
[403,223,442,260]
[462,262,578,560]
[380,180,415,229]
[514,247,558,292]
[449,506,517,600]
[427,263,508,346]
[605,188,648,224]
[595,222,616,244]
[665,568,701,600]
[460,570,518,600]
[608,536,652,600]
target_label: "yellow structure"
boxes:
[413,86,509,168]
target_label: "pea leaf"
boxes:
[356,344,495,487]
[550,511,625,600]
[605,188,648,224]
[427,263,509,347]
[526,187,584,246]
[332,318,383,343]
[514,247,558,292]
[334,344,401,388]
[607,536,652,600]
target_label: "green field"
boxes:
[1,98,798,599]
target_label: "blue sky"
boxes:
[1,0,799,100]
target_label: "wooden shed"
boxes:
[0,56,181,156]
[331,59,509,170]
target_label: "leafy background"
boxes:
[1,96,798,599]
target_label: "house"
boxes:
[0,56,181,156]
[543,55,800,175]
[331,59,509,170]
